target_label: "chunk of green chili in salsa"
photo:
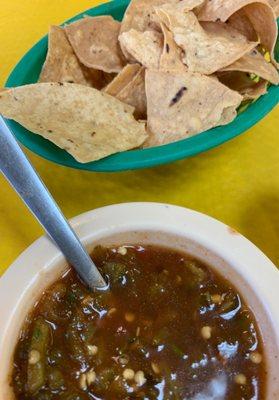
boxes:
[12,245,266,399]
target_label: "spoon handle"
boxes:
[0,117,106,290]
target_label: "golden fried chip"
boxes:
[119,0,203,60]
[119,30,163,69]
[120,0,172,34]
[221,49,279,85]
[217,71,268,99]
[227,9,258,41]
[155,3,258,74]
[116,67,147,119]
[65,16,126,73]
[198,0,278,58]
[242,80,269,99]
[145,70,242,147]
[39,26,105,89]
[104,64,141,97]
[268,0,279,16]
[160,23,185,72]
[0,83,147,163]
[104,64,146,119]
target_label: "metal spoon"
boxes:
[0,116,106,290]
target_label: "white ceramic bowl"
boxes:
[0,203,278,399]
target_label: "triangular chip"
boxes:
[161,0,208,15]
[268,0,279,15]
[65,16,126,73]
[160,23,185,72]
[220,49,279,85]
[227,9,258,41]
[104,64,141,97]
[217,71,268,99]
[0,83,147,163]
[155,4,258,74]
[243,3,278,61]
[197,0,278,58]
[104,64,147,119]
[242,80,269,99]
[120,0,172,34]
[119,30,163,69]
[39,26,105,89]
[119,0,204,60]
[145,70,242,147]
[39,26,88,85]
[116,67,147,120]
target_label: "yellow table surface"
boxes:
[0,0,278,277]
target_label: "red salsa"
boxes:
[12,245,266,399]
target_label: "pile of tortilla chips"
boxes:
[0,0,278,163]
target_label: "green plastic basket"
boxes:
[5,0,279,171]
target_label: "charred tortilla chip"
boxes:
[198,0,278,58]
[39,26,105,89]
[221,49,279,84]
[0,83,147,163]
[217,71,268,99]
[145,70,242,147]
[104,64,141,97]
[119,29,163,69]
[65,16,126,73]
[155,4,258,74]
[160,23,185,72]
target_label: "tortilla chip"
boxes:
[0,83,147,163]
[221,49,279,85]
[104,64,141,97]
[227,9,258,41]
[116,67,147,120]
[39,26,105,89]
[244,3,278,61]
[120,0,170,34]
[104,64,147,119]
[145,70,242,147]
[217,71,268,99]
[268,0,279,16]
[119,29,163,69]
[160,23,185,72]
[120,0,163,60]
[243,80,269,99]
[119,0,204,59]
[155,4,258,74]
[65,16,126,73]
[198,0,278,58]
[167,0,208,14]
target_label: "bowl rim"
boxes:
[1,202,279,317]
[4,1,279,171]
[0,203,279,400]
